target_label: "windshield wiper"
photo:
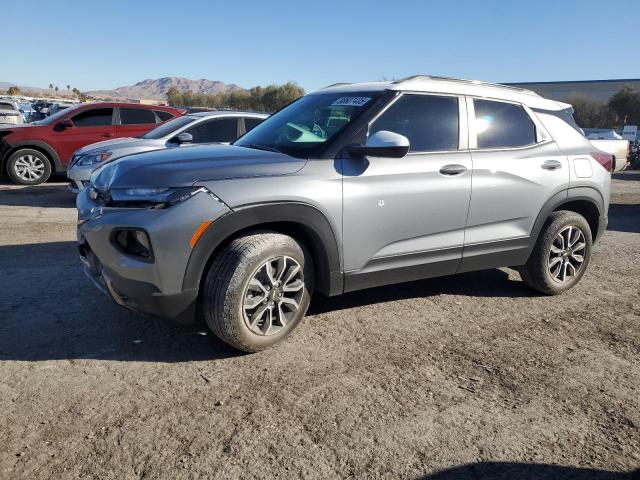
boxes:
[243,143,282,154]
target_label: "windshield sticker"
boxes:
[331,97,372,107]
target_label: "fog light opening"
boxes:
[112,229,153,261]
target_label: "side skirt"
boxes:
[342,237,532,293]
[344,247,461,293]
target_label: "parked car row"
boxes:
[74,76,612,352]
[0,101,268,186]
[68,111,267,191]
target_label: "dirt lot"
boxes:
[0,173,639,480]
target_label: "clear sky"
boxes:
[4,0,639,92]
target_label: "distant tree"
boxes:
[54,86,59,96]
[608,86,640,126]
[7,86,21,96]
[66,84,70,96]
[566,94,614,129]
[165,82,304,112]
[49,83,53,93]
[166,86,184,107]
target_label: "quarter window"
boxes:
[370,94,459,152]
[473,99,536,149]
[72,108,113,127]
[120,107,157,125]
[186,118,239,143]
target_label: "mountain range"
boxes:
[1,77,244,100]
[87,77,243,100]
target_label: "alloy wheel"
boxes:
[548,225,586,283]
[242,256,304,336]
[14,154,45,182]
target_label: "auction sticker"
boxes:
[331,97,371,107]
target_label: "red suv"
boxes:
[0,102,184,185]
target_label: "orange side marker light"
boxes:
[190,221,213,249]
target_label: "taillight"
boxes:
[590,151,613,172]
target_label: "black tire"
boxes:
[202,232,313,352]
[7,149,52,185]
[520,210,593,295]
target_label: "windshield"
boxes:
[141,115,195,139]
[234,92,381,158]
[33,104,83,125]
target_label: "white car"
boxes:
[0,100,24,126]
[67,111,268,192]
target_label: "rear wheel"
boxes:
[520,210,592,295]
[202,232,313,352]
[7,149,52,185]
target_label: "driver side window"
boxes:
[186,118,239,143]
[72,108,114,127]
[370,94,459,152]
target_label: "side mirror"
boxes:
[174,132,193,144]
[347,130,409,158]
[61,119,74,128]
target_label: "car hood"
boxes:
[75,137,161,155]
[91,144,306,190]
[0,123,39,132]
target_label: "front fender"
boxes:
[181,202,343,297]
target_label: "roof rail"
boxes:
[393,75,537,95]
[320,82,353,89]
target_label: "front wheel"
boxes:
[7,149,52,185]
[202,232,313,352]
[520,210,593,295]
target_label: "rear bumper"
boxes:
[596,214,608,244]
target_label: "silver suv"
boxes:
[77,76,611,352]
[67,111,268,192]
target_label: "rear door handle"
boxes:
[439,164,467,176]
[541,160,562,170]
[101,133,115,138]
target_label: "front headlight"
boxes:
[108,186,216,209]
[76,151,112,166]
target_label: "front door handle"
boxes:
[101,133,115,138]
[541,160,562,170]
[439,164,467,176]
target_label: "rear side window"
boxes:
[186,118,239,143]
[120,107,157,125]
[370,94,459,152]
[155,110,173,122]
[72,108,113,127]
[474,99,536,149]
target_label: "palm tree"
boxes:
[49,83,53,94]
[54,86,59,97]
[66,84,70,96]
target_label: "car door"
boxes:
[459,97,570,272]
[116,107,161,138]
[342,93,472,291]
[52,107,116,165]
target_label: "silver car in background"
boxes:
[67,111,268,192]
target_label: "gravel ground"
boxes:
[0,173,639,480]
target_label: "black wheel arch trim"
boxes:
[527,186,604,259]
[3,140,63,172]
[181,202,343,297]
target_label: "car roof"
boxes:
[75,102,181,111]
[316,75,567,111]
[187,111,269,118]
